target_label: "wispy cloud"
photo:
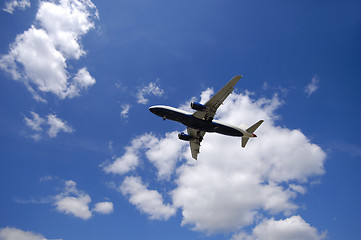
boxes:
[108,140,114,152]
[47,114,74,138]
[136,80,164,104]
[0,0,98,101]
[2,0,30,14]
[305,75,320,97]
[120,104,130,118]
[24,112,74,139]
[24,111,45,132]
[329,141,361,158]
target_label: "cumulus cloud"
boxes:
[3,0,30,13]
[93,201,114,214]
[305,75,320,97]
[55,193,92,220]
[54,180,114,220]
[104,90,326,235]
[145,132,187,180]
[0,0,98,100]
[102,132,186,179]
[136,80,164,104]
[120,176,176,220]
[102,133,158,175]
[173,92,325,233]
[0,226,60,240]
[24,112,73,139]
[234,216,326,240]
[54,180,93,220]
[59,67,96,99]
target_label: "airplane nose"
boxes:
[149,106,159,115]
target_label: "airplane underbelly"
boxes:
[156,108,243,137]
[212,123,243,136]
[183,117,243,137]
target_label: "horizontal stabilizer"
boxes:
[241,137,249,148]
[246,120,264,133]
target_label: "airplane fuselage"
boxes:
[149,105,246,137]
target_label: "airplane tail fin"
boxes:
[241,120,264,148]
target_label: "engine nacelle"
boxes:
[190,102,207,111]
[178,132,193,141]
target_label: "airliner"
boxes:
[149,75,263,160]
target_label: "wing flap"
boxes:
[189,139,201,160]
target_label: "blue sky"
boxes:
[0,0,361,239]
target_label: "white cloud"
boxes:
[136,80,164,104]
[103,131,186,179]
[120,104,130,118]
[145,132,187,180]
[0,0,98,100]
[56,194,92,220]
[305,75,319,97]
[47,114,74,138]
[120,176,176,220]
[171,92,326,233]
[199,88,214,103]
[54,180,114,220]
[54,180,92,220]
[0,227,60,240]
[105,90,326,235]
[24,111,45,132]
[24,112,74,139]
[234,216,326,240]
[93,201,114,214]
[102,133,158,175]
[36,0,98,59]
[3,0,30,14]
[60,67,96,98]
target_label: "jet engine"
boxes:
[190,102,207,111]
[178,132,193,141]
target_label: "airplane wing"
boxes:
[193,75,242,121]
[187,127,206,160]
